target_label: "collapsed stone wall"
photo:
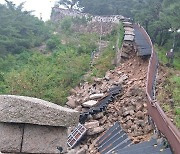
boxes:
[116,21,135,65]
[66,50,152,154]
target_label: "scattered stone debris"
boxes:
[82,100,98,108]
[66,51,153,154]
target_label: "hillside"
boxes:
[0,1,122,105]
[0,1,179,154]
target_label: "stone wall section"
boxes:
[0,95,79,153]
[0,123,23,153]
[51,7,124,23]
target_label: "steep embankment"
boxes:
[156,65,180,129]
[67,51,152,154]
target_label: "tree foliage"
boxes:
[58,0,79,9]
[0,12,99,105]
[0,1,50,56]
[74,0,180,50]
[0,50,90,104]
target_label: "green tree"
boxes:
[77,0,180,50]
[58,0,79,9]
[0,1,50,56]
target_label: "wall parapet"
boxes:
[144,29,180,154]
[0,95,79,153]
[51,7,124,23]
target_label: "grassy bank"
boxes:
[90,23,124,78]
[0,50,91,105]
[156,46,180,70]
[156,45,180,128]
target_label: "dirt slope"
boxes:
[67,51,153,154]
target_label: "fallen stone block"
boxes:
[84,120,99,129]
[0,123,23,153]
[82,100,98,108]
[22,124,67,153]
[94,77,102,82]
[66,98,76,109]
[89,93,104,99]
[92,112,104,119]
[87,127,105,136]
[0,95,79,127]
[136,111,144,119]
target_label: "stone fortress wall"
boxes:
[51,7,125,23]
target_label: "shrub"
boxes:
[60,17,72,32]
[47,35,61,50]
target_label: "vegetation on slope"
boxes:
[156,46,180,128]
[0,2,121,105]
[58,0,180,52]
[0,2,50,56]
[0,2,100,105]
[90,23,124,78]
[0,50,90,104]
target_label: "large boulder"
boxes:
[0,95,79,127]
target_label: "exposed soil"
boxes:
[67,51,154,154]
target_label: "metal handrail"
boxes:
[142,27,180,154]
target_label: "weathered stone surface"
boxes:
[22,124,67,153]
[0,123,23,153]
[89,94,104,99]
[82,100,98,108]
[0,95,79,127]
[84,121,99,129]
[76,145,87,154]
[87,127,104,136]
[66,97,76,108]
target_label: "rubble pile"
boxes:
[67,53,153,154]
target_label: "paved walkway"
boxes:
[134,25,152,56]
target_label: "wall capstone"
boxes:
[0,95,79,153]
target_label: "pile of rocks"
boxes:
[66,70,126,111]
[67,54,153,154]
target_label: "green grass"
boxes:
[155,45,180,70]
[90,23,124,78]
[90,45,116,78]
[170,75,180,128]
[175,108,180,128]
[156,45,180,128]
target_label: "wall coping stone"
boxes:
[0,95,79,127]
